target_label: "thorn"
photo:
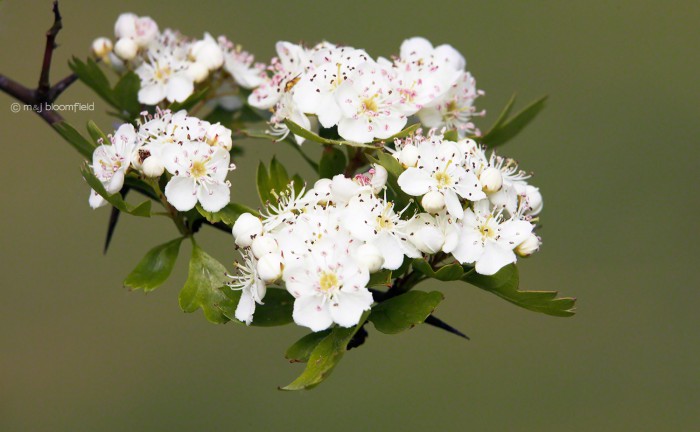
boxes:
[424,315,470,340]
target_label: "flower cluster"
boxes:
[230,129,542,331]
[249,37,483,144]
[91,13,264,105]
[89,109,235,212]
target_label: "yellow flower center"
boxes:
[191,161,207,179]
[319,271,339,292]
[362,95,379,113]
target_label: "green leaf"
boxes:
[256,161,272,204]
[368,269,392,288]
[81,164,151,217]
[369,291,444,334]
[179,242,236,324]
[443,130,459,142]
[195,202,258,227]
[112,71,141,118]
[481,95,548,148]
[461,264,576,317]
[269,157,290,191]
[53,121,96,158]
[86,120,109,145]
[280,313,369,390]
[319,145,347,179]
[285,330,331,363]
[124,238,183,292]
[386,123,421,141]
[412,258,465,281]
[69,57,116,107]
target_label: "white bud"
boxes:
[398,144,420,167]
[524,185,543,215]
[232,213,263,248]
[91,37,113,58]
[205,123,233,151]
[311,178,332,204]
[480,167,503,193]
[410,223,445,254]
[355,243,384,273]
[421,190,446,214]
[141,156,164,178]
[251,234,278,259]
[370,164,388,193]
[114,38,138,60]
[515,233,540,257]
[190,33,224,70]
[256,252,283,283]
[114,13,138,39]
[115,14,158,47]
[186,62,209,84]
[330,174,361,204]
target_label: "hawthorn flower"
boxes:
[451,200,534,275]
[227,251,267,325]
[284,235,373,331]
[136,51,195,104]
[220,36,265,89]
[335,61,407,143]
[114,13,159,48]
[89,124,139,209]
[397,138,485,219]
[189,33,224,72]
[162,141,234,212]
[417,71,484,136]
[342,193,420,270]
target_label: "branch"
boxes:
[0,1,78,125]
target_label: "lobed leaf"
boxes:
[124,238,183,292]
[179,242,236,324]
[369,290,444,334]
[461,264,576,317]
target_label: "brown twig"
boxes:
[0,1,78,125]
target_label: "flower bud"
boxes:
[355,243,384,273]
[251,234,278,259]
[311,178,332,204]
[421,190,446,214]
[411,224,445,254]
[114,13,137,39]
[91,37,113,58]
[398,144,419,167]
[480,167,503,193]
[232,213,263,248]
[187,62,209,84]
[524,185,543,215]
[141,156,164,178]
[205,123,233,151]
[256,252,283,283]
[190,33,224,70]
[515,233,540,257]
[114,38,138,60]
[330,174,361,204]
[370,164,388,193]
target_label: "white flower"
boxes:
[284,235,373,331]
[342,193,420,270]
[251,234,279,259]
[189,33,224,71]
[417,71,484,136]
[397,139,485,219]
[220,36,265,89]
[232,213,263,248]
[227,251,267,325]
[354,243,384,273]
[451,200,534,275]
[114,38,138,61]
[405,213,445,254]
[205,122,233,151]
[89,124,139,209]
[114,13,159,48]
[335,61,407,143]
[293,45,370,128]
[162,141,233,212]
[136,52,195,104]
[257,252,283,283]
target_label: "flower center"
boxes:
[435,171,451,188]
[191,160,207,178]
[375,202,394,230]
[154,63,172,82]
[319,271,339,292]
[361,95,379,113]
[479,218,499,240]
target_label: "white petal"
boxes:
[234,290,256,325]
[330,289,373,328]
[475,242,515,276]
[316,96,343,128]
[165,75,195,103]
[138,83,166,105]
[373,233,404,270]
[293,295,334,332]
[451,231,483,264]
[89,190,106,209]
[372,114,407,139]
[196,181,230,212]
[164,176,198,211]
[337,116,374,144]
[397,168,433,196]
[498,220,534,249]
[443,189,463,219]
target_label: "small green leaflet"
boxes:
[195,202,259,227]
[124,238,183,292]
[461,264,576,317]
[285,330,332,363]
[53,121,95,159]
[280,312,369,391]
[369,291,444,334]
[179,242,236,324]
[480,95,548,148]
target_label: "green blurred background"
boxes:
[1,0,699,430]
